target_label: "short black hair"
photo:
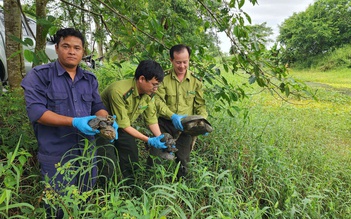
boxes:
[170,44,191,59]
[135,60,164,82]
[54,28,85,46]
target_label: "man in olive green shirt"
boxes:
[151,44,208,178]
[99,60,167,181]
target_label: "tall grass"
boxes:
[293,44,351,70]
[1,68,351,218]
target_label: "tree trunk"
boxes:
[34,0,49,67]
[4,0,24,89]
[93,15,104,59]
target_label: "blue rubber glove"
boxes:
[171,114,187,131]
[112,115,119,141]
[147,134,167,149]
[72,115,99,136]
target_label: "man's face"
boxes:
[55,36,84,69]
[138,76,160,95]
[170,49,189,76]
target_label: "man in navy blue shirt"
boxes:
[21,28,117,218]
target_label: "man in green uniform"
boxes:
[99,60,167,181]
[151,44,208,178]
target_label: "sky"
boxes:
[219,0,316,53]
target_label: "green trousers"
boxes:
[97,129,139,182]
[148,118,193,177]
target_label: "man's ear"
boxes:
[139,75,145,82]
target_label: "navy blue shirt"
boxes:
[21,61,106,158]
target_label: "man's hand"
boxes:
[148,134,167,149]
[72,116,99,135]
[171,114,187,131]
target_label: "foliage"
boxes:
[230,22,274,54]
[278,0,351,66]
[3,0,311,114]
[0,88,37,154]
[0,137,36,218]
[294,44,351,71]
[1,66,351,218]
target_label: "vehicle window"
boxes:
[22,22,29,36]
[26,18,36,36]
[0,11,4,25]
[0,33,4,48]
[20,17,36,38]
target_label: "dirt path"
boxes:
[306,81,351,97]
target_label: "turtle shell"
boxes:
[88,115,116,140]
[181,115,213,136]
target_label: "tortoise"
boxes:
[181,115,213,136]
[152,133,178,160]
[88,115,116,140]
[161,133,178,153]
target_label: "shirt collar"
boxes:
[170,69,190,81]
[131,78,152,99]
[132,79,139,97]
[55,60,86,80]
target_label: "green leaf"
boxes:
[233,26,240,38]
[226,109,235,117]
[24,50,34,62]
[285,86,290,96]
[23,38,34,47]
[238,0,245,9]
[8,35,23,44]
[178,18,189,28]
[0,189,7,205]
[243,11,252,24]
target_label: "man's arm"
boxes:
[37,110,107,126]
[122,126,149,142]
[95,109,109,117]
[121,123,162,143]
[149,123,162,137]
[154,85,174,119]
[121,124,166,149]
[37,110,73,126]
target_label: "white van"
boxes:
[0,8,57,85]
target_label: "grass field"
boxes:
[1,67,351,218]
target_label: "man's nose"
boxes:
[68,47,75,54]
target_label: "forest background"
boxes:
[1,0,351,218]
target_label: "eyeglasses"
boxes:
[147,80,160,88]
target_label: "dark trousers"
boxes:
[97,128,139,182]
[148,118,193,177]
[39,146,97,219]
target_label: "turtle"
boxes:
[88,115,116,140]
[161,133,178,153]
[152,133,178,160]
[181,115,213,136]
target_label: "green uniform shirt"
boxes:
[101,78,158,129]
[155,69,208,119]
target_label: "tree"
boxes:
[230,22,274,55]
[33,0,49,67]
[278,0,351,65]
[5,0,311,111]
[4,0,24,89]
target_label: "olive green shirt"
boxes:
[155,69,208,119]
[101,78,158,129]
